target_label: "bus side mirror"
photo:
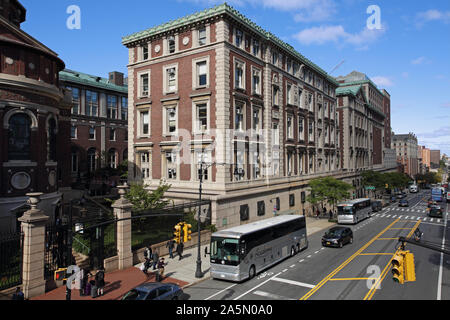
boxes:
[204,246,209,257]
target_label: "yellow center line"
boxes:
[360,253,395,256]
[389,228,413,230]
[364,219,422,300]
[299,218,400,300]
[329,278,378,281]
[377,238,399,240]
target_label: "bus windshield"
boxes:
[338,206,353,215]
[210,237,240,263]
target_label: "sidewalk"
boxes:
[31,216,334,300]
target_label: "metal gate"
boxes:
[0,232,23,291]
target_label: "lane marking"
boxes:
[329,277,378,281]
[204,283,237,300]
[300,219,400,301]
[233,272,282,300]
[253,290,295,300]
[271,277,315,289]
[437,207,448,300]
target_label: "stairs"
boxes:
[72,249,90,270]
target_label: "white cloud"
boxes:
[411,56,431,65]
[416,9,450,27]
[293,25,386,47]
[371,76,394,88]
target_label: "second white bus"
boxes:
[337,198,372,224]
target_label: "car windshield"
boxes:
[325,229,343,238]
[122,289,147,300]
[210,237,239,262]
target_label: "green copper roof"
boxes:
[336,79,385,97]
[122,2,338,86]
[59,69,127,93]
[336,85,362,97]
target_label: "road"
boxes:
[184,190,449,300]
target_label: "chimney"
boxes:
[108,71,124,86]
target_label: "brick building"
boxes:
[122,3,385,229]
[0,0,71,233]
[430,150,440,169]
[58,69,128,194]
[392,133,419,178]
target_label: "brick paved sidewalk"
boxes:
[32,266,188,301]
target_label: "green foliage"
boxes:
[361,170,385,191]
[415,172,440,185]
[126,180,172,211]
[307,177,353,210]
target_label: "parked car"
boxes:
[121,283,183,300]
[399,199,409,207]
[428,206,443,218]
[371,201,382,213]
[322,227,353,248]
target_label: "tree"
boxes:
[307,177,353,216]
[361,170,385,196]
[125,180,172,211]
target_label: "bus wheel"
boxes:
[291,246,296,256]
[249,266,256,279]
[296,243,300,253]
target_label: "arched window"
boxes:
[8,113,31,160]
[48,117,57,161]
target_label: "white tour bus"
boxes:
[337,198,372,224]
[207,215,308,282]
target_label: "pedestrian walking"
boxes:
[95,267,105,297]
[144,246,152,260]
[166,239,175,259]
[156,258,166,281]
[11,287,24,300]
[152,250,159,270]
[316,208,320,219]
[176,242,184,260]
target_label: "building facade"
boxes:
[392,133,419,178]
[59,69,128,191]
[122,4,387,229]
[0,0,70,234]
[430,150,440,168]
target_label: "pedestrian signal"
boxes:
[54,268,68,281]
[183,223,192,243]
[391,252,404,284]
[173,224,182,244]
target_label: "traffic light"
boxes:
[173,223,182,244]
[183,223,192,243]
[391,252,405,284]
[391,250,416,284]
[403,251,416,282]
[54,268,68,281]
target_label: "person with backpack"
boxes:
[95,267,105,297]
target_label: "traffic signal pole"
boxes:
[398,237,450,255]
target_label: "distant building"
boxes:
[392,133,419,178]
[430,150,440,168]
[59,69,128,193]
[0,0,70,233]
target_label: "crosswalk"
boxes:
[372,208,444,224]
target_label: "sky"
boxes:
[20,0,450,155]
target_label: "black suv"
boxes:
[322,227,353,248]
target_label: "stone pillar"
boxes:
[112,183,133,270]
[18,193,49,299]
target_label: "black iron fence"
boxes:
[0,232,23,291]
[131,200,212,251]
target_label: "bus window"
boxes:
[210,237,240,263]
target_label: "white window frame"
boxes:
[88,126,96,140]
[163,64,178,94]
[235,28,243,49]
[138,108,151,138]
[287,83,293,105]
[234,58,245,90]
[139,43,150,61]
[234,100,246,132]
[192,56,210,89]
[162,104,178,136]
[165,35,178,54]
[251,67,261,95]
[164,151,179,180]
[286,114,294,140]
[272,85,279,106]
[252,39,260,57]
[298,117,305,141]
[272,122,279,146]
[137,71,150,98]
[140,151,151,180]
[71,125,77,140]
[193,151,211,182]
[85,90,98,117]
[192,99,210,134]
[198,27,207,46]
[109,128,116,141]
[309,121,314,142]
[251,105,262,132]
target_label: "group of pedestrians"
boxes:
[141,240,184,281]
[64,267,106,300]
